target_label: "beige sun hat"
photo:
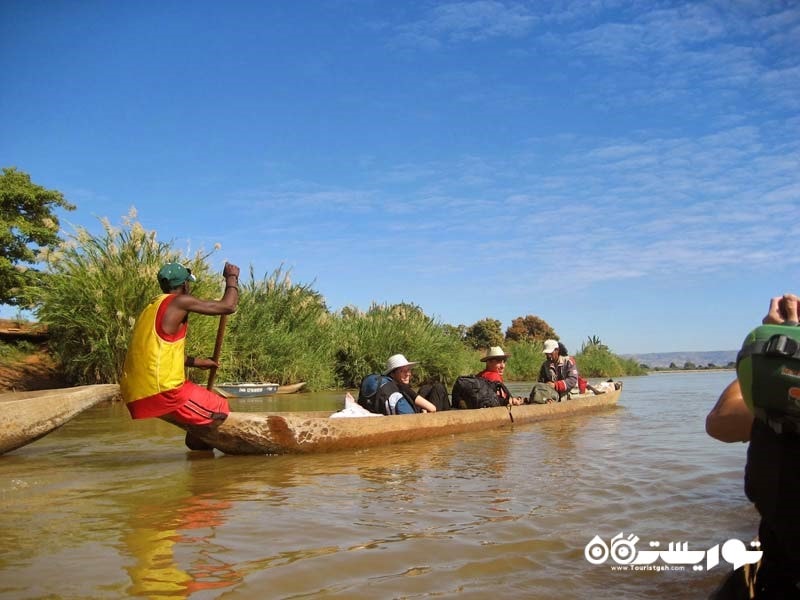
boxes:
[384,354,418,375]
[480,346,511,362]
[542,339,559,354]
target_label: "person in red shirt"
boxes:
[476,346,524,406]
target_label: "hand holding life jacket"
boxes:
[737,323,800,434]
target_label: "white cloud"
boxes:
[392,1,537,48]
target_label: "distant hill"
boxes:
[621,350,737,369]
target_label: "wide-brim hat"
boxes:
[384,354,418,375]
[158,262,196,292]
[542,339,559,354]
[480,346,511,362]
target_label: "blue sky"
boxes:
[2,0,799,355]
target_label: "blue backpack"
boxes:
[357,373,392,414]
[357,373,419,414]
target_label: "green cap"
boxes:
[157,263,196,292]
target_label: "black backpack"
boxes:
[451,376,504,409]
[357,373,393,414]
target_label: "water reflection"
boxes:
[116,432,520,598]
[120,457,241,598]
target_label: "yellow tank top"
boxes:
[120,294,188,414]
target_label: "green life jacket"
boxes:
[736,324,800,434]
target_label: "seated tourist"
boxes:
[376,354,449,414]
[529,339,579,403]
[475,346,524,406]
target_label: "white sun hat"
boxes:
[480,346,511,362]
[384,354,418,375]
[542,340,559,354]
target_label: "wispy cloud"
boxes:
[392,1,537,49]
[385,1,800,117]
[223,112,799,299]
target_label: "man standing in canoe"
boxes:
[120,262,240,445]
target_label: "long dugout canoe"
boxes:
[173,385,622,455]
[0,384,120,455]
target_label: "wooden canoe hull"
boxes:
[175,386,622,455]
[0,384,120,455]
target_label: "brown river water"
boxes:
[0,371,757,599]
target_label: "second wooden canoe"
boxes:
[214,382,279,398]
[171,385,622,455]
[0,384,120,455]
[276,382,307,394]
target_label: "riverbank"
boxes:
[0,351,65,392]
[0,319,64,392]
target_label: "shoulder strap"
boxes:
[498,381,512,401]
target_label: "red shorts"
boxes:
[166,382,230,426]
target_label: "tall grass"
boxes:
[332,303,475,388]
[219,266,338,389]
[33,212,218,384]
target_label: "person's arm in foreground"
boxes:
[705,380,753,443]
